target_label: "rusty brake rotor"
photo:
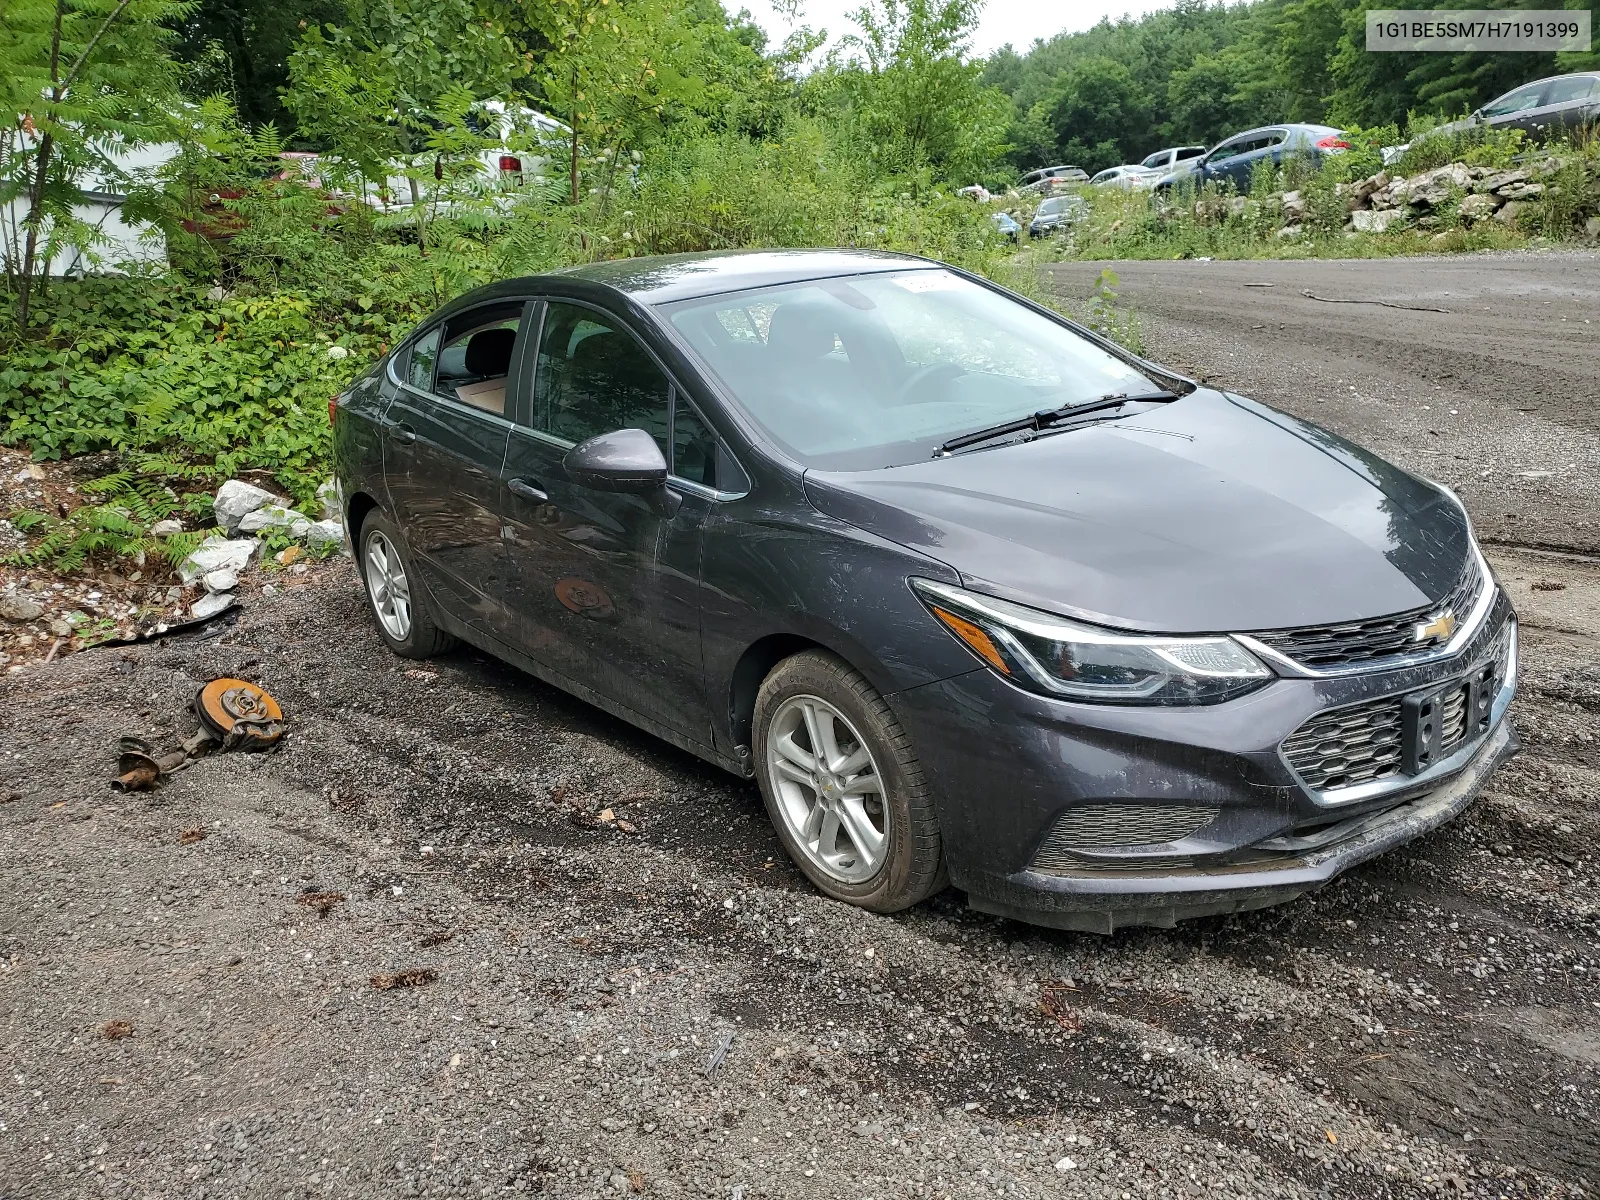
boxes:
[194,678,285,750]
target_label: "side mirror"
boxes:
[563,427,669,494]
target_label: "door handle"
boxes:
[507,477,548,503]
[386,423,416,445]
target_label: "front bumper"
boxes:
[890,593,1519,933]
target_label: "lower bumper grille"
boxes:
[1030,804,1216,875]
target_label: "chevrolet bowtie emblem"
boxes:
[1415,611,1457,643]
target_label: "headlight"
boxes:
[911,578,1273,706]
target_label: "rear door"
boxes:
[381,300,530,640]
[1527,74,1600,136]
[499,299,720,745]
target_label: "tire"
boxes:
[753,650,945,913]
[355,509,456,659]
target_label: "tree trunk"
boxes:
[408,176,427,256]
[16,130,55,326]
[569,62,580,207]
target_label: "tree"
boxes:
[2,0,190,326]
[169,0,346,134]
[823,0,1007,181]
[1035,56,1150,171]
[283,0,527,243]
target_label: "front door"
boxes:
[499,300,712,744]
[381,300,529,639]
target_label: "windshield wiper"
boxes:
[934,390,1179,456]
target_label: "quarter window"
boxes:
[672,404,719,488]
[531,303,671,457]
[408,326,441,391]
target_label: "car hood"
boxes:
[802,389,1472,634]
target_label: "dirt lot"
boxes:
[2,252,1598,1200]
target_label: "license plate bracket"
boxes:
[1399,638,1504,775]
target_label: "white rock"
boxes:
[316,478,342,520]
[191,591,235,620]
[212,480,280,533]
[237,504,310,535]
[1054,1157,1078,1172]
[306,519,345,551]
[202,568,239,593]
[1350,207,1403,233]
[150,519,184,536]
[178,536,258,584]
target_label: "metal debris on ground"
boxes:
[296,890,346,917]
[101,1020,133,1040]
[194,678,284,749]
[370,968,438,991]
[176,827,208,846]
[702,1030,735,1077]
[112,737,189,791]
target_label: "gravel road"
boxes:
[2,252,1598,1200]
[1047,249,1600,557]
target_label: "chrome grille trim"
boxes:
[1236,546,1497,679]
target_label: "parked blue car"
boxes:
[1154,123,1350,193]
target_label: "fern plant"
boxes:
[6,471,205,573]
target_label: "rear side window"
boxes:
[434,302,525,415]
[408,327,441,391]
[1545,75,1598,104]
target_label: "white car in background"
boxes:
[1088,164,1161,190]
[1139,145,1208,174]
[363,101,570,212]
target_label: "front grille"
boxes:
[1282,620,1508,792]
[1281,697,1405,789]
[1030,804,1216,875]
[1251,556,1484,670]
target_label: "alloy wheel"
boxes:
[765,694,889,883]
[364,530,412,641]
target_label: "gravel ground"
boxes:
[2,253,1598,1200]
[1048,249,1600,556]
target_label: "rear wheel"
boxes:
[357,511,455,659]
[753,651,944,913]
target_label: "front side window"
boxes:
[434,302,524,415]
[531,302,670,457]
[666,269,1155,471]
[1482,83,1546,116]
[1140,151,1168,169]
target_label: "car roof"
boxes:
[437,249,944,311]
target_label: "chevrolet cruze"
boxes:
[331,249,1517,932]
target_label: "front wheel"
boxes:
[752,651,945,913]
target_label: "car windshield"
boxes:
[1038,197,1067,213]
[663,269,1156,470]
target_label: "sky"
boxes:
[747,0,1179,60]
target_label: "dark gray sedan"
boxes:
[331,250,1518,932]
